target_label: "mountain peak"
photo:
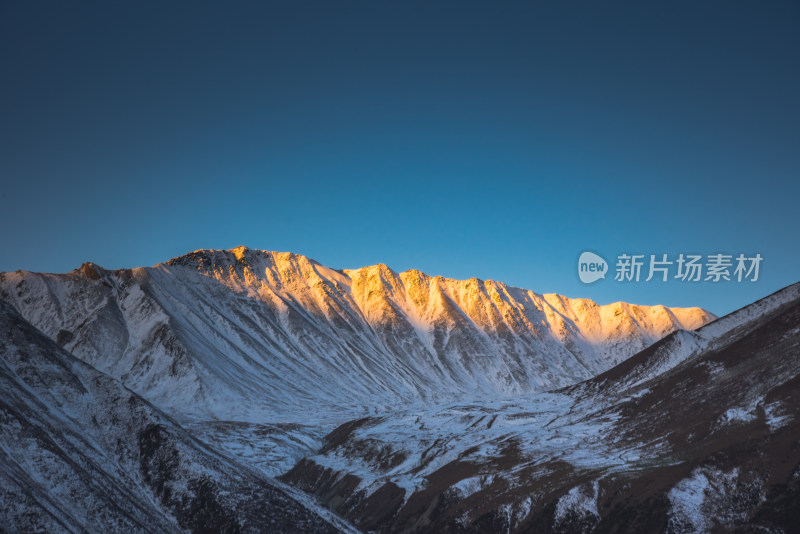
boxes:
[76,261,105,280]
[163,246,320,272]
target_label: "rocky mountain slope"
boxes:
[0,300,357,533]
[0,247,713,422]
[281,283,800,532]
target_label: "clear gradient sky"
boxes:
[1,1,798,316]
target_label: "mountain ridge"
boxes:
[165,245,713,318]
[0,246,714,422]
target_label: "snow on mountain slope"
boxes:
[0,247,712,421]
[0,300,356,533]
[574,280,800,396]
[282,282,800,533]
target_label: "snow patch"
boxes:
[451,474,495,498]
[554,480,599,524]
[668,469,713,533]
[764,401,793,431]
[668,466,760,532]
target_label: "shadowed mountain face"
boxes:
[280,283,800,533]
[0,247,712,421]
[0,301,355,533]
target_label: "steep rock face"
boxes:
[281,283,800,533]
[0,301,354,533]
[0,247,713,420]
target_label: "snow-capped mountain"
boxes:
[1,246,797,533]
[283,282,800,532]
[0,246,713,422]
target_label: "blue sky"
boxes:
[1,1,798,316]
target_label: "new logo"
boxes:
[578,252,608,284]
